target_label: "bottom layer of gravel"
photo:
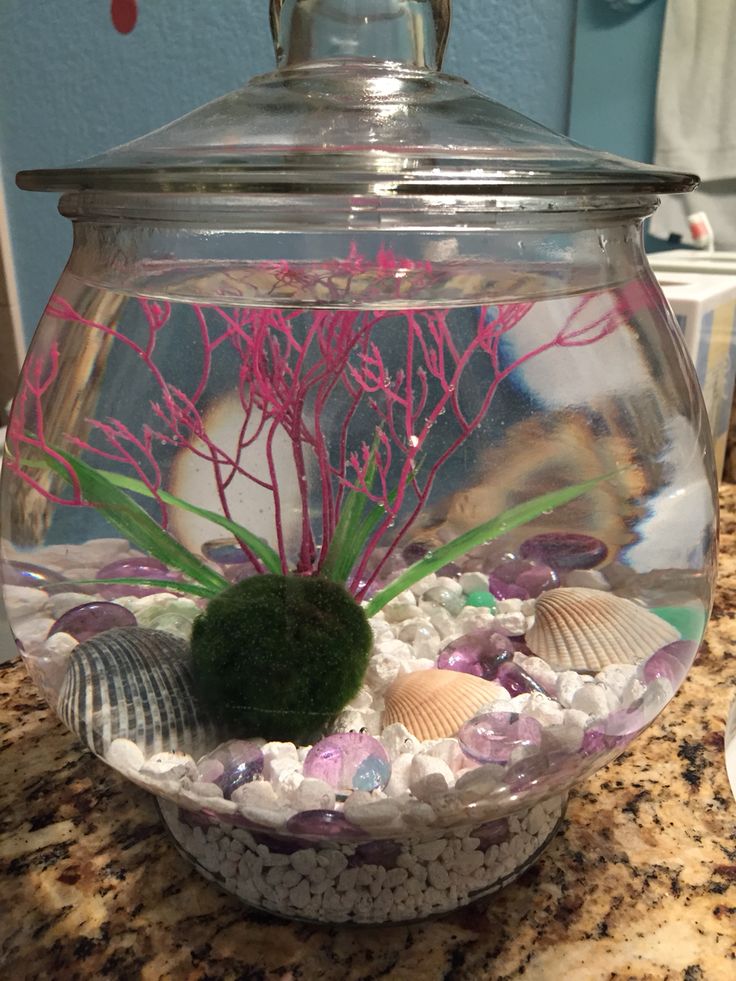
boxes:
[159,794,565,924]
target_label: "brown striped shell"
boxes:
[382,669,505,741]
[525,587,680,672]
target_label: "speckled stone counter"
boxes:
[2,495,736,981]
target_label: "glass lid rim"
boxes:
[17,161,699,197]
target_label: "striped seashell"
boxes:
[382,669,505,741]
[525,587,680,672]
[58,626,215,757]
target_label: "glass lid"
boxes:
[17,0,697,203]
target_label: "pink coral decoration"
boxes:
[7,249,624,596]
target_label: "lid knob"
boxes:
[269,0,451,71]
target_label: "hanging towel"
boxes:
[650,0,736,247]
[655,0,736,180]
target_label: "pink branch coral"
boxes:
[7,343,84,505]
[10,250,626,595]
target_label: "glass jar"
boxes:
[0,0,716,924]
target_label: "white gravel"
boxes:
[159,793,565,924]
[4,535,685,922]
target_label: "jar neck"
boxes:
[269,0,451,71]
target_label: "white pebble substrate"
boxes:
[9,538,677,920]
[158,793,566,924]
[102,580,675,842]
[17,546,676,830]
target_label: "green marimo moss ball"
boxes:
[190,574,373,743]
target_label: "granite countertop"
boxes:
[2,496,736,980]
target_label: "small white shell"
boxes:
[382,670,505,741]
[526,587,679,672]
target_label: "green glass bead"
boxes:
[465,590,498,609]
[651,605,706,642]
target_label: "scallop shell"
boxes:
[382,670,505,741]
[525,587,680,672]
[58,626,215,757]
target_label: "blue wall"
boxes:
[569,0,666,164]
[0,0,576,343]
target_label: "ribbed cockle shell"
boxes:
[525,587,680,672]
[58,626,215,757]
[382,669,505,741]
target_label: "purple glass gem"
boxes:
[459,711,544,765]
[490,557,534,583]
[461,556,488,574]
[494,662,536,697]
[214,811,255,831]
[487,573,528,602]
[500,661,551,696]
[401,541,430,565]
[223,564,259,585]
[437,631,514,680]
[438,635,487,677]
[447,633,546,694]
[581,699,649,757]
[581,726,631,756]
[2,560,68,593]
[303,733,391,797]
[349,839,403,869]
[48,601,136,643]
[486,556,558,600]
[201,537,249,565]
[436,562,462,579]
[504,748,579,796]
[519,532,608,571]
[250,829,306,854]
[481,633,518,663]
[515,563,559,598]
[197,739,264,799]
[202,537,272,583]
[286,809,366,839]
[642,640,697,688]
[472,817,510,848]
[95,557,179,598]
[463,550,516,575]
